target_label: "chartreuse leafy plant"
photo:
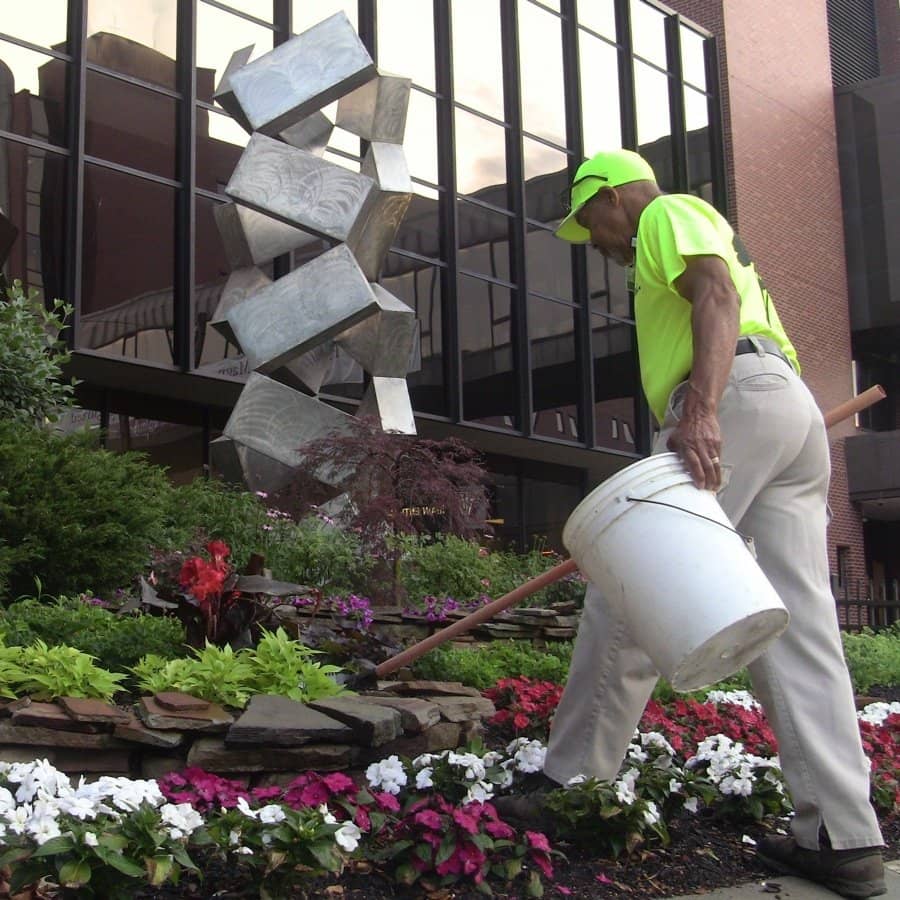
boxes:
[0,640,125,702]
[132,630,346,709]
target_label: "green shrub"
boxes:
[412,640,573,690]
[0,423,176,600]
[0,279,76,426]
[0,596,185,674]
[842,624,900,693]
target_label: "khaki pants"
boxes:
[544,350,883,851]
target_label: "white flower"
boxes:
[448,752,486,782]
[668,778,683,794]
[258,805,286,824]
[566,774,587,786]
[412,753,435,768]
[511,739,547,774]
[641,732,676,756]
[318,804,338,825]
[858,701,900,727]
[334,821,361,852]
[626,743,648,764]
[28,816,62,845]
[237,846,253,855]
[5,804,31,835]
[464,781,494,804]
[159,803,204,838]
[415,767,434,790]
[742,834,757,846]
[683,796,700,813]
[706,690,760,710]
[0,786,16,812]
[228,829,241,846]
[365,756,408,795]
[236,796,258,819]
[642,801,660,825]
[57,793,99,821]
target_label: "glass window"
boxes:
[457,200,511,281]
[403,88,438,186]
[196,107,249,194]
[106,416,206,481]
[586,251,631,320]
[591,312,638,451]
[523,139,568,224]
[292,2,357,34]
[684,86,713,201]
[79,164,175,366]
[523,473,582,549]
[576,0,615,41]
[526,225,573,302]
[377,0,435,91]
[459,274,517,429]
[578,30,621,155]
[451,0,504,120]
[518,1,565,146]
[0,138,66,302]
[380,255,447,416]
[2,3,68,53]
[86,70,176,180]
[528,295,580,443]
[87,0,179,89]
[391,189,441,262]
[680,25,707,91]
[629,0,668,69]
[634,60,674,190]
[0,40,67,147]
[454,108,507,197]
[197,3,274,105]
[213,1,274,22]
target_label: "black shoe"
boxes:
[757,834,886,898]
[492,773,562,833]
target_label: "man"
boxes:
[495,150,885,899]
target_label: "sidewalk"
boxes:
[673,859,900,899]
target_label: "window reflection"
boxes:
[459,274,517,429]
[377,0,436,91]
[196,107,248,194]
[526,225,573,302]
[87,0,178,89]
[518,1,566,146]
[105,416,206,481]
[390,191,442,261]
[457,200,511,282]
[0,138,66,302]
[630,0,668,68]
[292,1,357,33]
[528,295,580,443]
[680,26,707,91]
[380,256,446,416]
[0,40,66,148]
[86,70,176,180]
[522,142,568,224]
[197,3,274,105]
[403,88,438,187]
[578,30,622,154]
[576,0,616,41]
[591,313,638,452]
[1,3,68,52]
[454,108,507,196]
[523,474,582,550]
[451,0,504,120]
[684,87,713,201]
[634,61,674,190]
[586,252,631,320]
[214,0,274,22]
[80,164,175,366]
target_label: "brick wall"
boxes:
[669,0,867,578]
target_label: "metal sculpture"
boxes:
[212,10,417,495]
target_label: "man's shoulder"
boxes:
[645,192,720,219]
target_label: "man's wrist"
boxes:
[685,380,717,415]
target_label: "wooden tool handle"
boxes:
[824,385,885,429]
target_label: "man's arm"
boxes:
[669,254,741,490]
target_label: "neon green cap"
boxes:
[555,149,657,243]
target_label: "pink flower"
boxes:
[414,809,443,830]
[526,831,552,853]
[452,807,479,834]
[323,772,356,795]
[373,791,401,812]
[556,887,572,895]
[484,819,515,839]
[531,849,554,879]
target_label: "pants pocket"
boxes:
[734,371,790,391]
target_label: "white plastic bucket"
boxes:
[562,452,789,691]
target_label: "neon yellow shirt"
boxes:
[634,194,799,423]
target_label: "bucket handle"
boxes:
[625,496,757,558]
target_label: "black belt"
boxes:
[735,335,791,367]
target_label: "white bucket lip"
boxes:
[563,452,695,553]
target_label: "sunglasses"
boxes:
[559,173,610,214]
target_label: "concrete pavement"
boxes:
[673,858,900,899]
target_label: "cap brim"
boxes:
[554,207,591,243]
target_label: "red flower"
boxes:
[526,830,552,853]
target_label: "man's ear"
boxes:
[597,186,620,207]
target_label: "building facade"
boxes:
[0,1,895,584]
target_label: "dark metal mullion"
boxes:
[501,0,532,437]
[64,0,86,347]
[561,0,594,449]
[615,0,637,150]
[272,0,292,279]
[174,1,197,371]
[434,0,462,421]
[666,15,688,191]
[704,37,728,217]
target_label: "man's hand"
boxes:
[666,394,723,490]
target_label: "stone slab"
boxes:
[360,721,461,763]
[138,697,233,732]
[428,695,496,724]
[154,692,210,712]
[0,697,31,717]
[380,681,484,698]
[541,627,577,639]
[226,694,353,746]
[11,702,101,733]
[142,756,190,781]
[359,696,441,734]
[114,714,185,749]
[0,724,130,749]
[307,697,402,747]
[188,738,358,773]
[58,697,131,723]
[52,749,132,774]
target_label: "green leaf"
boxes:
[0,846,32,868]
[58,859,92,886]
[31,834,76,857]
[306,839,341,872]
[171,844,197,871]
[146,854,174,886]
[435,835,457,866]
[93,844,146,877]
[395,862,420,885]
[526,870,545,897]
